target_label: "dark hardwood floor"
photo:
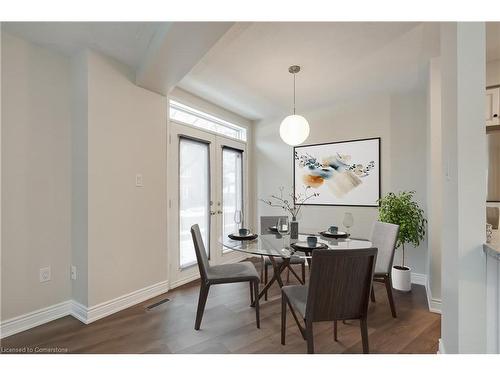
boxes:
[0,263,441,354]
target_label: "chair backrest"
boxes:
[487,207,499,229]
[190,224,210,281]
[370,221,399,274]
[306,248,377,322]
[260,216,287,235]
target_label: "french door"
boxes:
[168,121,248,287]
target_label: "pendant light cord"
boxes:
[293,72,296,115]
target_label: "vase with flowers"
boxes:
[260,186,319,239]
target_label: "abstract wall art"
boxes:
[294,137,381,207]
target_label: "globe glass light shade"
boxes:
[279,114,310,146]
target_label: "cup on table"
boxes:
[239,228,250,236]
[328,226,338,234]
[307,236,318,248]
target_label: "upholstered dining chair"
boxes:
[190,224,260,330]
[260,216,306,298]
[369,221,400,318]
[281,248,377,354]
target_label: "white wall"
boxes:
[1,33,71,320]
[390,91,428,273]
[71,50,89,306]
[440,22,486,354]
[1,34,169,322]
[427,58,443,308]
[254,91,429,274]
[85,50,168,306]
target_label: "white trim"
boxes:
[70,300,88,324]
[0,280,170,337]
[80,280,169,324]
[410,272,442,314]
[428,298,442,314]
[438,338,446,354]
[426,275,442,314]
[169,273,201,290]
[410,272,427,285]
[0,301,71,339]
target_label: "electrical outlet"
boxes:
[70,265,77,280]
[39,266,51,283]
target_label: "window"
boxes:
[169,100,247,141]
[178,138,210,268]
[222,147,244,251]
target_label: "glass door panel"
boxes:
[179,137,210,268]
[169,121,247,286]
[222,147,244,244]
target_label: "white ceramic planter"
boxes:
[392,265,412,292]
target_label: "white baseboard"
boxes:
[0,301,72,339]
[410,272,442,314]
[0,280,170,337]
[75,280,170,324]
[424,276,442,314]
[438,338,446,354]
[169,274,200,290]
[70,300,88,324]
[428,297,442,314]
[411,272,427,285]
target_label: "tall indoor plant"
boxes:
[378,191,426,291]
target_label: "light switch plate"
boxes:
[70,265,77,280]
[135,174,144,187]
[40,266,51,283]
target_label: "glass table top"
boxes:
[221,232,373,258]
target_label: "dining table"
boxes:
[221,230,373,306]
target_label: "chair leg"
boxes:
[286,267,290,284]
[301,263,306,284]
[360,318,369,354]
[253,280,260,329]
[264,264,268,301]
[194,283,210,330]
[260,256,264,283]
[334,320,338,341]
[306,319,314,354]
[370,284,376,302]
[384,276,397,318]
[250,281,254,305]
[281,292,287,345]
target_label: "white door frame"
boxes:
[167,121,249,289]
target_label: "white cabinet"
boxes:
[486,87,500,126]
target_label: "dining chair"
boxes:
[369,221,399,318]
[260,216,306,298]
[190,224,260,330]
[281,248,377,354]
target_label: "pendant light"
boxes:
[279,65,310,146]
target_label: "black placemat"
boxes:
[291,242,329,251]
[228,233,258,241]
[319,231,350,239]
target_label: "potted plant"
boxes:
[378,191,426,292]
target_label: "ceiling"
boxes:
[5,22,500,122]
[178,22,441,120]
[2,22,164,69]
